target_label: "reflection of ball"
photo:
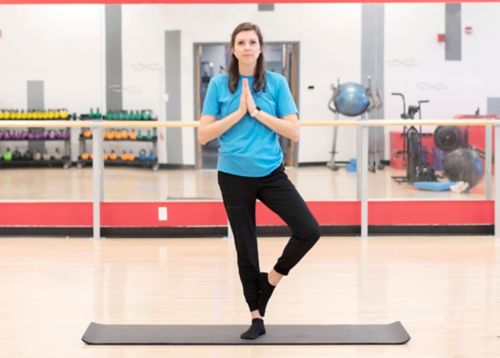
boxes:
[443,148,484,188]
[333,82,370,117]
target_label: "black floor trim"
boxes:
[0,225,493,237]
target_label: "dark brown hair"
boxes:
[228,22,266,93]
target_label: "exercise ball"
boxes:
[334,82,370,117]
[443,148,484,188]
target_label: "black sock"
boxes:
[240,318,266,340]
[258,272,275,317]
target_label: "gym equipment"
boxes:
[327,78,382,171]
[434,126,466,152]
[138,149,147,161]
[413,181,455,191]
[414,164,437,182]
[331,82,370,117]
[443,148,484,188]
[109,150,117,161]
[33,150,42,161]
[81,152,90,161]
[147,150,157,162]
[2,148,13,161]
[53,148,63,160]
[23,150,33,161]
[12,148,22,161]
[82,321,410,345]
[390,93,430,184]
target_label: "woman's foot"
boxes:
[240,318,266,340]
[258,272,276,317]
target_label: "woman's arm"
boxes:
[197,110,246,145]
[243,80,300,142]
[252,111,300,142]
[198,79,250,145]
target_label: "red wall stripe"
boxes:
[101,202,227,227]
[369,200,494,225]
[0,200,493,227]
[0,202,92,226]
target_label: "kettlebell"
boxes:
[12,148,22,161]
[33,150,42,161]
[83,129,92,138]
[129,130,137,140]
[53,148,62,160]
[137,130,143,140]
[146,130,154,141]
[109,150,117,161]
[148,150,157,162]
[138,149,147,161]
[2,148,13,161]
[128,150,135,161]
[81,152,90,161]
[23,150,33,161]
[47,129,56,139]
[120,150,128,161]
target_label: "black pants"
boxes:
[218,165,321,312]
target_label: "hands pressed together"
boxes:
[238,78,258,117]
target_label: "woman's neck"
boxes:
[239,63,255,76]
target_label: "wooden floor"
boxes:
[0,166,497,356]
[0,165,490,201]
[0,235,499,357]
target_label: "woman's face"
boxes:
[232,30,261,66]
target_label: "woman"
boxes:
[198,22,320,340]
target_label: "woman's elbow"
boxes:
[197,129,207,146]
[291,125,300,142]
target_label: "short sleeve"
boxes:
[276,77,298,118]
[201,79,220,117]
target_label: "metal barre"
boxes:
[0,118,498,129]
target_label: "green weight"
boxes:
[3,148,12,161]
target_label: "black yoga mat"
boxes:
[82,321,410,345]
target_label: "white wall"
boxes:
[1,3,499,165]
[384,3,500,156]
[0,5,104,113]
[121,3,362,165]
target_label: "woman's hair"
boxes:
[228,22,266,93]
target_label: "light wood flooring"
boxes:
[0,165,490,201]
[0,166,497,357]
[0,235,499,357]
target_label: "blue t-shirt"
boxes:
[201,71,298,177]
